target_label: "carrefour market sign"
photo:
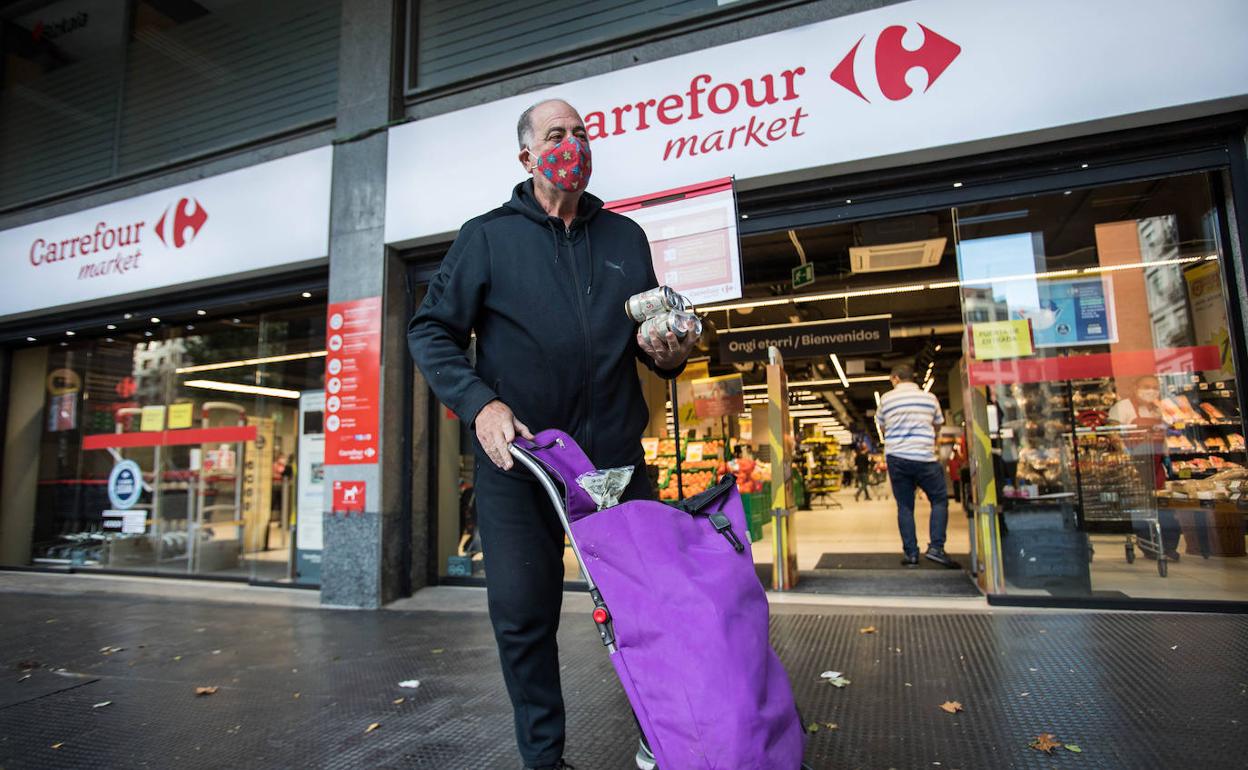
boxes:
[0,147,332,321]
[385,0,1248,245]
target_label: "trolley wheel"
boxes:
[1125,543,1135,564]
[1158,558,1168,578]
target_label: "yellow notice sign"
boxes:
[168,402,194,429]
[140,405,166,432]
[676,358,710,425]
[971,320,1034,361]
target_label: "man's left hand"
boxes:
[638,325,698,371]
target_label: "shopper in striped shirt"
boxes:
[875,364,956,568]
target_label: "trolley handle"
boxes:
[508,442,617,650]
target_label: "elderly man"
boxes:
[408,99,697,770]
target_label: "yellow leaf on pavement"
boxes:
[365,722,381,734]
[859,626,877,634]
[1029,733,1063,754]
[195,686,219,696]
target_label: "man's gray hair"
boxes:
[517,102,539,149]
[891,363,915,382]
[516,98,572,149]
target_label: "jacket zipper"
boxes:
[562,223,595,458]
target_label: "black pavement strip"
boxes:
[0,593,1245,769]
[814,552,971,571]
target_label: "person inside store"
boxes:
[1108,374,1181,560]
[853,441,872,501]
[407,99,698,770]
[876,364,957,567]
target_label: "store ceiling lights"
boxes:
[830,354,849,388]
[65,330,75,336]
[301,292,312,298]
[197,310,207,316]
[699,254,1218,315]
[106,324,117,330]
[150,317,160,323]
[176,350,327,374]
[26,336,35,342]
[184,380,301,400]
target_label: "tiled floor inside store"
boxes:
[561,489,1248,602]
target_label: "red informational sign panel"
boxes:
[324,296,381,464]
[332,480,366,513]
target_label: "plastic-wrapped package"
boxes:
[576,466,636,511]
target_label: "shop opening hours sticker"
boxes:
[324,297,381,465]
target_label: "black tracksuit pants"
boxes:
[474,460,652,768]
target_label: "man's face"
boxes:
[519,101,589,191]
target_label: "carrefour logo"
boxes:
[153,197,209,249]
[26,196,209,281]
[830,23,961,103]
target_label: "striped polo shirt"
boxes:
[876,382,943,463]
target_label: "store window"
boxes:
[18,302,326,584]
[955,172,1245,601]
[0,0,340,209]
[407,0,762,93]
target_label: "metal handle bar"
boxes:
[508,442,617,651]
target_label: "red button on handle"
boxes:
[592,607,610,624]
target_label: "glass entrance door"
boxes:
[954,171,1247,601]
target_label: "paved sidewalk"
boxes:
[0,576,1244,769]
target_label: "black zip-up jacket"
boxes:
[407,179,684,475]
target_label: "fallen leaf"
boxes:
[51,742,64,749]
[826,677,851,688]
[823,722,838,731]
[92,701,112,709]
[859,626,877,635]
[819,671,842,680]
[1170,645,1179,651]
[904,682,913,687]
[398,679,421,689]
[365,722,380,734]
[212,650,222,655]
[293,692,301,699]
[195,687,219,696]
[939,701,963,714]
[1029,667,1038,672]
[1020,692,1030,697]
[1029,733,1063,754]
[18,674,31,682]
[1066,744,1083,753]
[431,649,445,654]
[393,697,405,705]
[805,722,820,734]
[173,656,183,662]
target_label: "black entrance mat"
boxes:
[755,564,982,597]
[815,552,970,570]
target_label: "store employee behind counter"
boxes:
[407,99,698,770]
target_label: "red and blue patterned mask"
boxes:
[530,136,592,192]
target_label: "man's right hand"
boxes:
[475,400,534,471]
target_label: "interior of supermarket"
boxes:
[440,169,1248,604]
[2,297,328,585]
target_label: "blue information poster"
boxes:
[1016,276,1118,348]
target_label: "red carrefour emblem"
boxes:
[830,23,961,103]
[154,197,208,249]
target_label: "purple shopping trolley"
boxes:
[509,430,806,770]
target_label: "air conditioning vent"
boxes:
[849,237,946,273]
